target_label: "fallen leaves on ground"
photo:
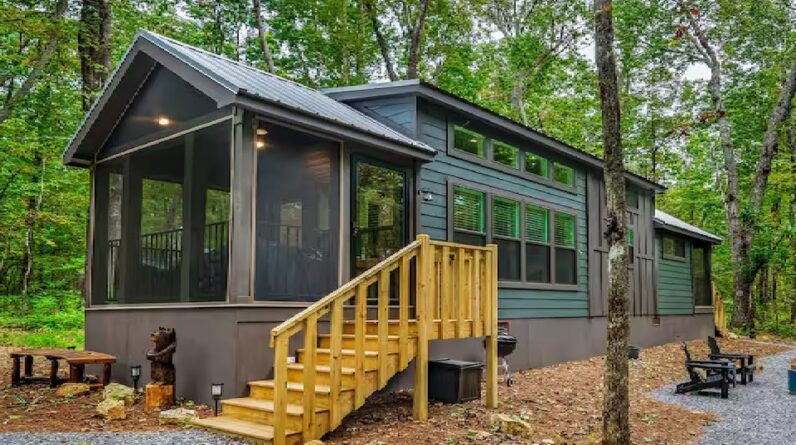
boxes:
[324,338,789,445]
[0,346,213,433]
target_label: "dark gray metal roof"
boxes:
[654,210,722,244]
[141,31,433,154]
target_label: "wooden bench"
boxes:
[9,349,116,388]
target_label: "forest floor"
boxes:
[0,338,790,444]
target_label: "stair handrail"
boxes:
[269,238,423,347]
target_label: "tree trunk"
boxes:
[252,0,276,73]
[0,0,69,126]
[594,1,630,444]
[79,0,112,111]
[364,0,398,81]
[20,155,45,295]
[790,126,796,324]
[406,0,429,79]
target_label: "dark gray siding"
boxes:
[656,234,694,315]
[586,174,657,317]
[349,96,417,137]
[417,101,588,319]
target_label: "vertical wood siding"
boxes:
[586,172,658,317]
[656,235,694,315]
[417,102,589,319]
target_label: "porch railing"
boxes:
[268,234,499,444]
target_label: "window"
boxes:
[663,236,686,259]
[627,228,634,264]
[493,141,519,168]
[692,246,712,306]
[493,197,520,280]
[525,205,550,282]
[452,186,486,246]
[453,126,485,158]
[626,188,639,209]
[525,152,548,177]
[553,162,575,187]
[554,211,577,284]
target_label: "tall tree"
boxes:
[78,0,112,111]
[677,0,796,330]
[405,0,429,79]
[364,0,398,81]
[0,0,69,126]
[252,0,276,73]
[594,0,630,443]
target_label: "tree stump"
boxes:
[145,383,174,410]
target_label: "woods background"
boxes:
[2,0,796,342]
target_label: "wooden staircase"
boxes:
[195,235,499,444]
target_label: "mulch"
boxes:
[323,338,790,445]
[0,339,790,443]
[0,346,213,433]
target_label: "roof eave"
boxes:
[654,222,723,245]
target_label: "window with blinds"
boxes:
[493,197,519,238]
[447,183,579,286]
[526,205,549,244]
[452,186,485,233]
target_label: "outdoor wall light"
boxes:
[255,139,266,149]
[130,365,141,392]
[256,128,269,136]
[157,116,171,126]
[421,189,434,202]
[211,383,224,416]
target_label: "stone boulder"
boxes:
[97,398,126,420]
[159,407,197,425]
[491,413,533,438]
[305,441,325,445]
[103,383,134,406]
[56,383,90,398]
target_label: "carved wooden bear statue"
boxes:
[146,327,176,386]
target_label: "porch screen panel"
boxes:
[255,124,340,301]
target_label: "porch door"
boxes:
[352,159,408,277]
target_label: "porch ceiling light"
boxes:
[256,128,268,136]
[255,139,266,149]
[157,116,171,126]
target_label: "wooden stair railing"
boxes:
[197,234,499,445]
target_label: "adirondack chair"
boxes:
[708,336,755,384]
[675,342,735,399]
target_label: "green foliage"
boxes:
[0,292,84,348]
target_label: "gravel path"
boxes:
[654,344,796,445]
[0,431,249,445]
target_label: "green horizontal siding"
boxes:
[417,104,589,319]
[656,236,693,315]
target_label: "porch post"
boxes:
[413,234,430,421]
[90,167,108,305]
[181,133,206,301]
[485,243,499,408]
[118,156,142,304]
[228,107,255,303]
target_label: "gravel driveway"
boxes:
[0,431,249,445]
[654,343,796,445]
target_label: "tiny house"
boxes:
[64,31,720,443]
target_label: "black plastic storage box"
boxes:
[428,359,483,403]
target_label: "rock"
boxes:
[97,398,126,420]
[542,440,555,445]
[305,441,325,445]
[491,413,533,438]
[159,407,197,425]
[103,383,135,406]
[473,431,493,441]
[56,383,90,397]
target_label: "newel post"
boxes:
[485,243,499,408]
[413,234,431,421]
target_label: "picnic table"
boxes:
[9,349,116,388]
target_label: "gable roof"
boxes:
[63,30,434,165]
[654,210,722,244]
[324,79,665,192]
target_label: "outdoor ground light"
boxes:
[211,383,224,416]
[130,365,141,392]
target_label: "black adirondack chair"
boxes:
[708,336,755,384]
[675,342,735,399]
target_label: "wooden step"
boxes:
[286,363,360,386]
[297,347,390,370]
[249,380,354,409]
[221,397,328,432]
[318,333,405,352]
[193,416,302,445]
